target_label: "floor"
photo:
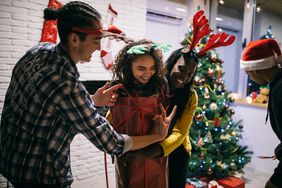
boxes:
[242,165,271,188]
[0,165,271,188]
[71,164,272,188]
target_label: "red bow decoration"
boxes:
[40,0,62,43]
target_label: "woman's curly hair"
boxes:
[112,39,165,92]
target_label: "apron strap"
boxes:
[104,153,110,188]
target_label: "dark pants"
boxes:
[269,161,282,187]
[12,183,70,188]
[168,144,190,188]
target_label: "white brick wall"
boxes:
[0,0,147,187]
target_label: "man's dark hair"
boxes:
[44,1,101,45]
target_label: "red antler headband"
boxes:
[198,32,235,56]
[72,25,133,43]
[72,24,123,36]
[186,10,235,56]
[189,10,211,51]
[72,27,102,35]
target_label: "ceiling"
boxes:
[223,0,282,16]
[168,0,282,16]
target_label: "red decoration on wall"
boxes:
[40,0,62,43]
[100,4,119,70]
[108,4,118,17]
[100,50,113,69]
[107,25,122,34]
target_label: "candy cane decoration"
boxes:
[100,4,118,70]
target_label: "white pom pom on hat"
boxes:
[240,38,282,70]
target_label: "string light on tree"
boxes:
[182,17,252,179]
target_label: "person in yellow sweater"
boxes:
[124,47,198,188]
[160,48,198,188]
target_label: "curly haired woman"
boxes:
[107,39,175,188]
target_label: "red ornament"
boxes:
[217,71,221,80]
[195,114,203,122]
[251,91,257,100]
[207,168,213,175]
[200,153,205,158]
[213,118,220,127]
[40,0,62,44]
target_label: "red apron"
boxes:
[110,95,168,188]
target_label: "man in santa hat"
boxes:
[240,38,282,188]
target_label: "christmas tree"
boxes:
[181,25,253,179]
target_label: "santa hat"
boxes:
[240,38,282,70]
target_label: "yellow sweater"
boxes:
[159,89,198,157]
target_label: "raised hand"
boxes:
[153,104,177,141]
[92,82,122,106]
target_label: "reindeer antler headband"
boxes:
[72,24,133,43]
[185,10,235,57]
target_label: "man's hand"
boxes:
[92,82,122,107]
[153,104,177,141]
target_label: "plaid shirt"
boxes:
[0,43,126,186]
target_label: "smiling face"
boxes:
[170,54,197,89]
[72,20,103,63]
[131,55,156,84]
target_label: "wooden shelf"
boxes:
[234,98,268,109]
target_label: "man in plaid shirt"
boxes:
[0,1,175,187]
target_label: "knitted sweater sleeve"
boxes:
[159,89,198,156]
